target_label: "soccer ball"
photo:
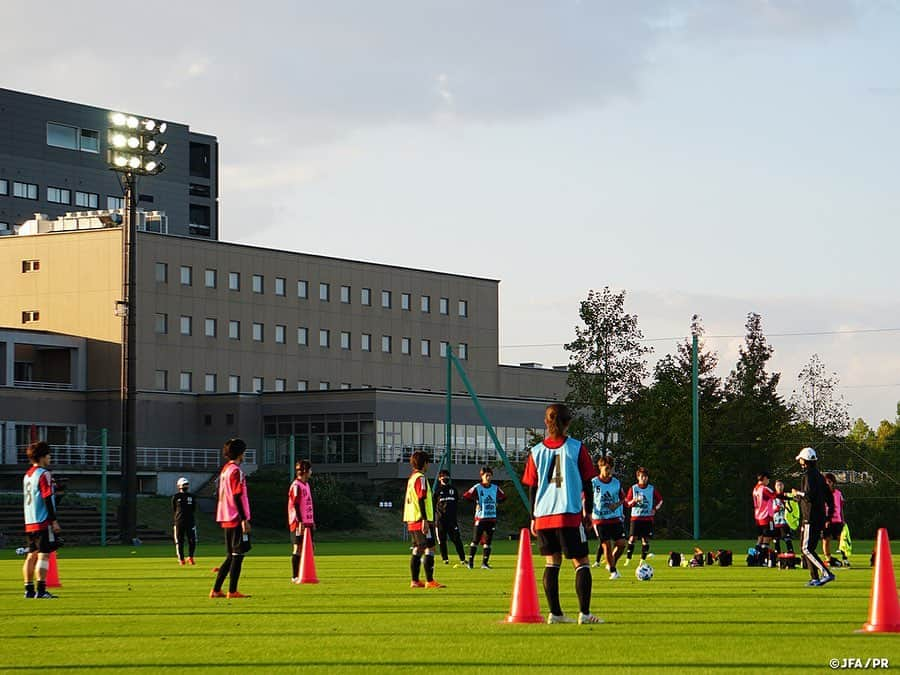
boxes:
[635,563,654,581]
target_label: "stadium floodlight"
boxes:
[111,112,127,127]
[111,132,127,148]
[126,115,139,129]
[144,160,157,173]
[127,136,140,149]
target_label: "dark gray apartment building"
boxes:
[0,88,218,238]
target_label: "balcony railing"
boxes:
[376,444,529,466]
[13,445,257,469]
[12,380,75,390]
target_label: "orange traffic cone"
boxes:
[46,551,61,588]
[506,528,544,623]
[860,528,900,633]
[298,529,319,584]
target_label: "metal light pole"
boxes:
[107,113,167,544]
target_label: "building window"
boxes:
[107,196,124,210]
[80,129,100,153]
[319,329,330,348]
[382,335,392,353]
[13,181,38,200]
[340,285,351,303]
[203,414,213,426]
[179,372,192,392]
[297,380,308,391]
[319,381,330,391]
[22,310,40,323]
[458,343,468,360]
[228,320,240,340]
[421,295,431,313]
[319,282,330,301]
[275,325,286,344]
[74,191,99,208]
[340,383,352,390]
[228,375,240,393]
[297,280,308,298]
[154,313,168,334]
[439,297,449,315]
[46,122,77,150]
[459,300,468,317]
[252,274,264,294]
[252,322,264,342]
[21,260,40,273]
[46,187,70,204]
[340,331,351,350]
[297,327,308,345]
[361,288,371,306]
[381,290,392,308]
[440,341,449,358]
[275,378,286,392]
[205,373,217,392]
[361,333,372,351]
[226,413,235,425]
[421,339,431,357]
[154,370,168,391]
[155,262,167,283]
[401,337,411,355]
[190,142,211,179]
[401,293,411,311]
[275,277,286,296]
[204,318,217,337]
[189,204,210,236]
[180,266,192,286]
[180,315,192,336]
[205,269,217,288]
[228,272,240,291]
[0,179,7,195]
[253,377,264,393]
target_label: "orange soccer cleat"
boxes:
[410,580,426,588]
[425,581,446,589]
[226,591,250,599]
[209,590,226,598]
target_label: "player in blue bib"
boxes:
[590,455,627,579]
[463,466,506,569]
[624,467,663,566]
[22,441,61,599]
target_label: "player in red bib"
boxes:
[752,472,775,565]
[288,460,315,582]
[210,438,252,599]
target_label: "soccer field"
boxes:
[2,539,897,673]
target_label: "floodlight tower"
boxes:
[107,112,167,544]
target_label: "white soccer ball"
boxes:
[635,563,654,581]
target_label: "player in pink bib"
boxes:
[210,438,252,599]
[288,460,315,582]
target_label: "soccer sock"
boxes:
[596,546,603,564]
[410,554,422,581]
[25,582,35,597]
[228,554,244,593]
[468,543,477,566]
[189,537,196,558]
[37,580,46,595]
[291,554,300,578]
[774,540,781,554]
[455,538,466,562]
[575,564,592,616]
[786,537,794,553]
[543,564,563,616]
[213,557,232,592]
[626,542,634,559]
[641,543,649,560]
[423,553,435,582]
[482,545,491,565]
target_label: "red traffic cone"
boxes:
[298,529,319,584]
[46,551,61,588]
[506,528,544,623]
[860,528,900,633]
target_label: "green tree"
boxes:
[564,287,651,455]
[789,354,851,438]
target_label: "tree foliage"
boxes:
[789,353,851,438]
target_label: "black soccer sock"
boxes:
[25,582,35,597]
[423,553,435,582]
[228,554,244,593]
[468,543,477,566]
[37,580,46,595]
[188,535,196,558]
[410,554,422,581]
[575,564,592,616]
[454,536,466,562]
[641,543,649,560]
[774,540,781,554]
[482,545,491,565]
[786,536,794,554]
[438,537,448,562]
[543,564,563,616]
[213,557,232,592]
[291,554,300,578]
[596,546,604,564]
[626,542,634,559]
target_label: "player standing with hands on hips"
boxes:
[210,438,252,599]
[522,403,602,624]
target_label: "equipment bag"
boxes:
[667,551,682,567]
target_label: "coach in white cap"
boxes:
[791,448,835,587]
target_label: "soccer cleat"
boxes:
[591,561,601,568]
[805,579,821,587]
[179,559,185,566]
[578,612,604,624]
[481,563,492,570]
[410,580,426,588]
[818,573,836,586]
[24,592,35,599]
[34,591,58,599]
[209,590,226,598]
[547,613,576,624]
[425,581,445,589]
[442,559,449,565]
[646,553,654,559]
[609,570,620,580]
[290,577,300,584]
[188,557,195,566]
[623,558,631,566]
[466,562,474,570]
[843,559,851,568]
[226,591,250,599]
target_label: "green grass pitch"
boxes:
[2,539,898,673]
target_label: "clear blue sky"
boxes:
[4,1,898,426]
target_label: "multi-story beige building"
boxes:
[0,214,567,487]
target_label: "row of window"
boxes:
[154,370,363,394]
[46,122,100,153]
[155,263,470,317]
[0,178,123,210]
[153,312,469,358]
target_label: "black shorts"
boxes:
[823,522,843,539]
[629,520,654,539]
[756,521,775,537]
[773,524,791,539]
[472,520,496,546]
[537,526,589,559]
[26,528,56,554]
[224,526,245,555]
[595,521,626,542]
[410,529,435,550]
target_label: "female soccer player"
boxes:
[210,438,252,599]
[463,466,506,569]
[288,460,315,582]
